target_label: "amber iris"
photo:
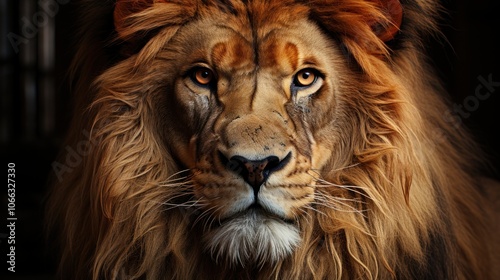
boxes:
[193,68,214,85]
[294,69,317,87]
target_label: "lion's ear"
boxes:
[370,0,403,42]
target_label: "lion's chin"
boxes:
[203,208,301,266]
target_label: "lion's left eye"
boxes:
[190,67,215,86]
[293,68,318,87]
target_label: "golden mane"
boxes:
[46,0,497,279]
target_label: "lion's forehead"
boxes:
[194,2,329,76]
[201,18,317,75]
[207,28,307,76]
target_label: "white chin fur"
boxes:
[204,210,301,266]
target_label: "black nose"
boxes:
[219,152,291,196]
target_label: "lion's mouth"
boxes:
[216,203,294,227]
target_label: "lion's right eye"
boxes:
[190,67,215,87]
[290,68,324,100]
[293,68,320,88]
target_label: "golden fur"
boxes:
[47,0,499,279]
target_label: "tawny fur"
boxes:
[46,0,499,279]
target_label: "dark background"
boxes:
[1,0,499,278]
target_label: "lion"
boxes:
[46,0,500,279]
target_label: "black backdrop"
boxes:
[1,0,499,278]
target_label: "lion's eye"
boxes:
[190,67,215,86]
[293,68,318,87]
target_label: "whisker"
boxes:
[314,178,367,190]
[310,202,368,217]
[164,169,192,180]
[313,193,368,217]
[302,204,327,218]
[308,163,360,176]
[158,179,192,187]
[314,182,371,201]
[297,206,313,221]
[160,199,202,211]
[159,191,195,202]
[202,205,223,232]
[314,194,366,204]
[193,203,218,229]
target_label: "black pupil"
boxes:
[301,72,310,80]
[201,70,210,78]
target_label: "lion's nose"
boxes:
[219,152,291,196]
[229,155,279,193]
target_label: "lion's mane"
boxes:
[46,0,495,279]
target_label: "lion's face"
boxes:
[50,1,494,278]
[151,9,344,264]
